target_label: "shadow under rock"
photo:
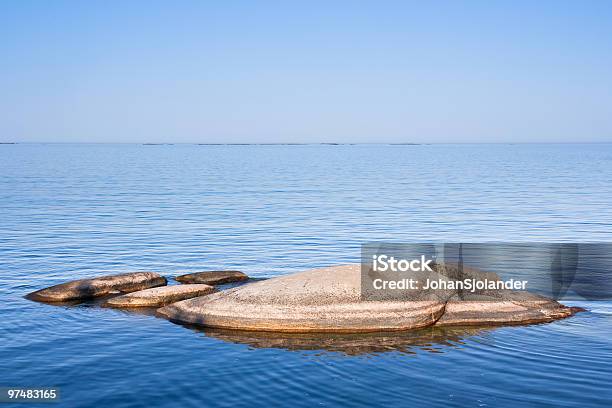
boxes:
[181,324,491,356]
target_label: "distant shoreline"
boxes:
[5,142,612,146]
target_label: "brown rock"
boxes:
[26,272,167,302]
[175,270,248,285]
[104,284,215,308]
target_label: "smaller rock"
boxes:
[26,272,167,302]
[105,284,215,308]
[175,270,248,285]
[435,288,579,326]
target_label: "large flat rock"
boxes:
[26,272,167,302]
[105,284,215,308]
[158,264,582,333]
[175,270,248,285]
[159,265,449,333]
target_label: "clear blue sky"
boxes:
[2,1,612,143]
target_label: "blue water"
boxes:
[1,143,611,407]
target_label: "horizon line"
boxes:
[2,141,612,146]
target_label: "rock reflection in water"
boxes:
[34,294,162,316]
[186,325,489,355]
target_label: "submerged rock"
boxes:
[26,272,167,302]
[175,270,248,285]
[158,264,582,333]
[104,284,215,308]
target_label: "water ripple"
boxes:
[1,144,612,407]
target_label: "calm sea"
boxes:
[1,143,611,407]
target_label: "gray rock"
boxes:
[26,272,167,302]
[175,270,248,285]
[158,264,582,333]
[104,284,215,308]
[159,265,448,332]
